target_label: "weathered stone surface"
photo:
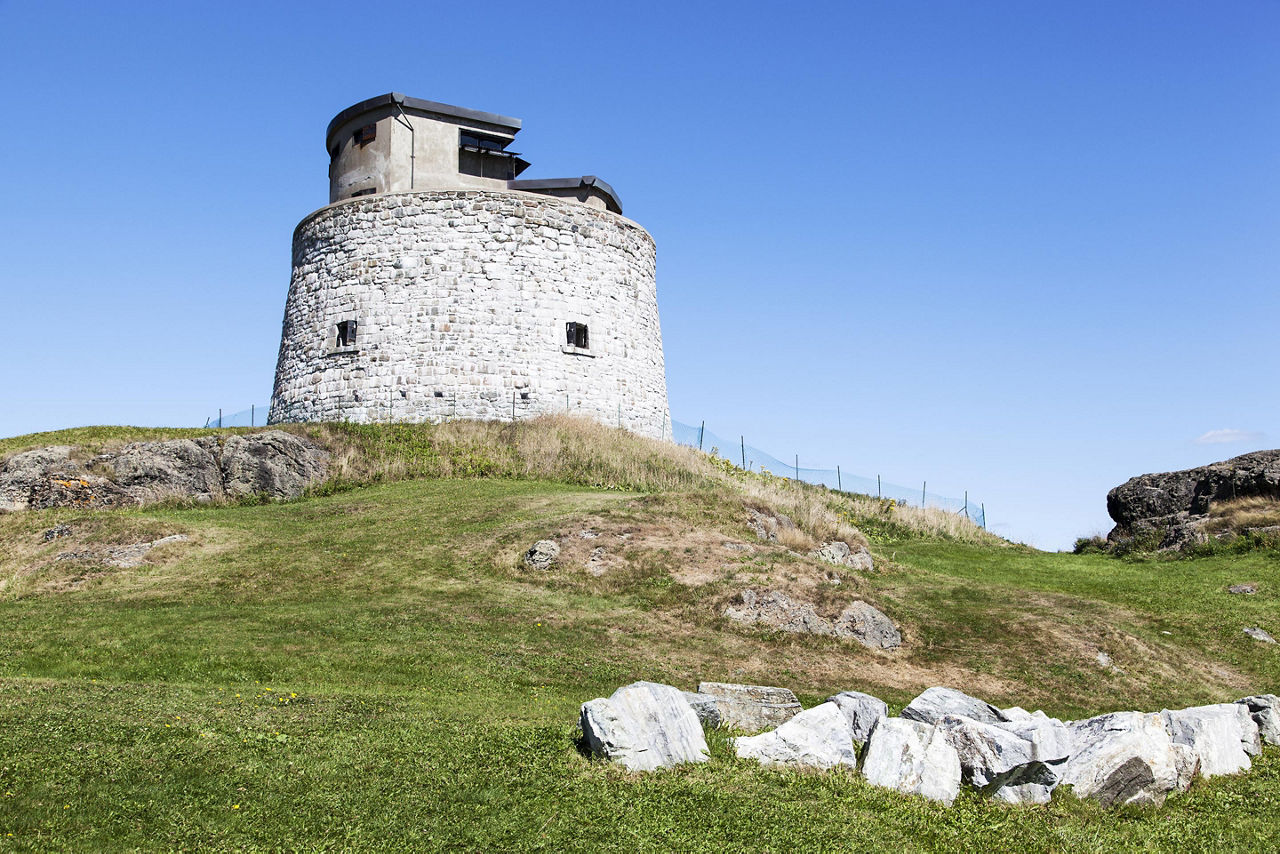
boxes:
[1161,704,1259,777]
[1228,583,1258,595]
[833,601,901,650]
[696,682,802,733]
[995,711,1074,767]
[579,681,709,771]
[55,534,189,569]
[723,590,901,650]
[1237,695,1280,745]
[936,714,1063,804]
[810,541,874,572]
[902,687,1009,727]
[0,432,329,512]
[1243,627,1277,644]
[1105,449,1280,546]
[523,540,560,570]
[733,702,858,770]
[862,717,962,806]
[1061,712,1188,807]
[105,439,225,503]
[218,431,330,499]
[745,508,795,542]
[42,524,72,542]
[826,690,888,746]
[682,691,721,728]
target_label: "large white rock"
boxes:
[826,690,889,747]
[1161,703,1260,777]
[732,702,858,770]
[1060,712,1188,807]
[1237,695,1280,746]
[579,681,709,771]
[902,687,1009,726]
[862,717,962,806]
[936,714,1062,804]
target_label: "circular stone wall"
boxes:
[269,190,670,439]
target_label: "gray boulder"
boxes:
[902,687,1009,726]
[1243,627,1277,644]
[862,717,962,806]
[104,438,225,503]
[826,690,888,747]
[696,682,802,733]
[833,601,902,650]
[732,702,858,770]
[1060,712,1188,807]
[936,714,1063,804]
[523,540,560,570]
[1237,695,1280,745]
[1161,703,1260,777]
[1,447,77,511]
[811,541,874,572]
[681,691,721,728]
[579,681,709,771]
[745,508,795,542]
[1228,583,1258,595]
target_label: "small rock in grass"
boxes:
[810,541,874,572]
[523,540,560,570]
[1228,583,1258,595]
[1243,627,1277,644]
[42,524,72,542]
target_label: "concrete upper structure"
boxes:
[326,93,622,214]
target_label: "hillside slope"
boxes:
[0,419,1277,851]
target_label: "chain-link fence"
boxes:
[201,405,269,428]
[672,419,985,528]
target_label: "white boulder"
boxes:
[696,682,802,733]
[902,687,1009,726]
[936,714,1063,804]
[733,702,858,770]
[826,690,889,747]
[1161,703,1260,777]
[1060,712,1188,807]
[862,717,962,806]
[579,681,709,771]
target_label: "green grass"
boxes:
[1,425,1278,851]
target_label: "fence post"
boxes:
[218,409,222,429]
[922,481,926,507]
[251,404,255,427]
[981,503,986,529]
[877,475,881,499]
[794,454,799,482]
[963,491,969,519]
[741,436,746,470]
[698,421,705,450]
[837,465,841,492]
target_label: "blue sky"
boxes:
[1,1,1276,549]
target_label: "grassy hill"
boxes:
[0,418,1277,851]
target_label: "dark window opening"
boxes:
[433,391,444,398]
[354,123,376,147]
[458,129,525,181]
[351,187,376,198]
[459,130,509,151]
[520,392,530,401]
[566,322,589,350]
[336,320,357,348]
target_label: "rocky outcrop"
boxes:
[810,541,874,572]
[732,702,858,770]
[936,714,1066,804]
[0,431,329,512]
[56,534,190,569]
[579,681,709,771]
[826,690,888,747]
[723,589,901,650]
[522,540,560,570]
[695,682,802,732]
[1237,695,1280,745]
[1105,449,1280,548]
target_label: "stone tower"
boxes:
[269,93,670,438]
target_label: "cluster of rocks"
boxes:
[1106,449,1280,550]
[54,534,189,569]
[579,681,1278,808]
[0,431,329,512]
[723,590,901,650]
